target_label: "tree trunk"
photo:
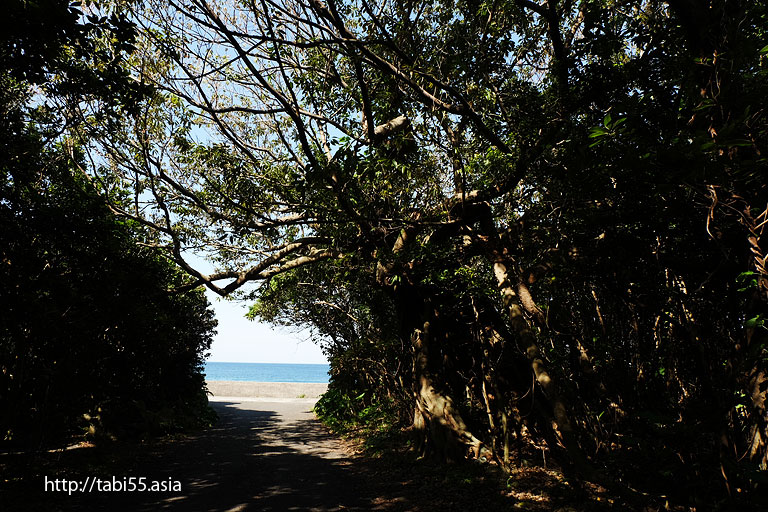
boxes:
[408,304,486,461]
[491,258,600,479]
[408,296,486,461]
[377,223,487,462]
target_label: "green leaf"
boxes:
[744,315,764,329]
[736,271,759,292]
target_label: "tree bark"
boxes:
[409,308,486,461]
[492,259,599,475]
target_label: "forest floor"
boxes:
[1,398,631,511]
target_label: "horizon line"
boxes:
[205,360,329,365]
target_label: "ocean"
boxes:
[204,362,330,383]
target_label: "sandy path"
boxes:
[206,381,329,399]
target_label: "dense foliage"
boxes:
[0,0,216,447]
[44,0,768,508]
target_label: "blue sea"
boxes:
[204,362,330,383]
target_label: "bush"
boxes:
[0,105,217,446]
[314,382,399,452]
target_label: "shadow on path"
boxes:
[5,397,599,511]
[1,400,419,511]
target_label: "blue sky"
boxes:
[184,252,327,364]
[204,289,328,364]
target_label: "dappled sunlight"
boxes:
[3,396,617,511]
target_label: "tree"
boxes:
[1,0,217,446]
[82,0,767,506]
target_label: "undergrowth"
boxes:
[313,385,400,455]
